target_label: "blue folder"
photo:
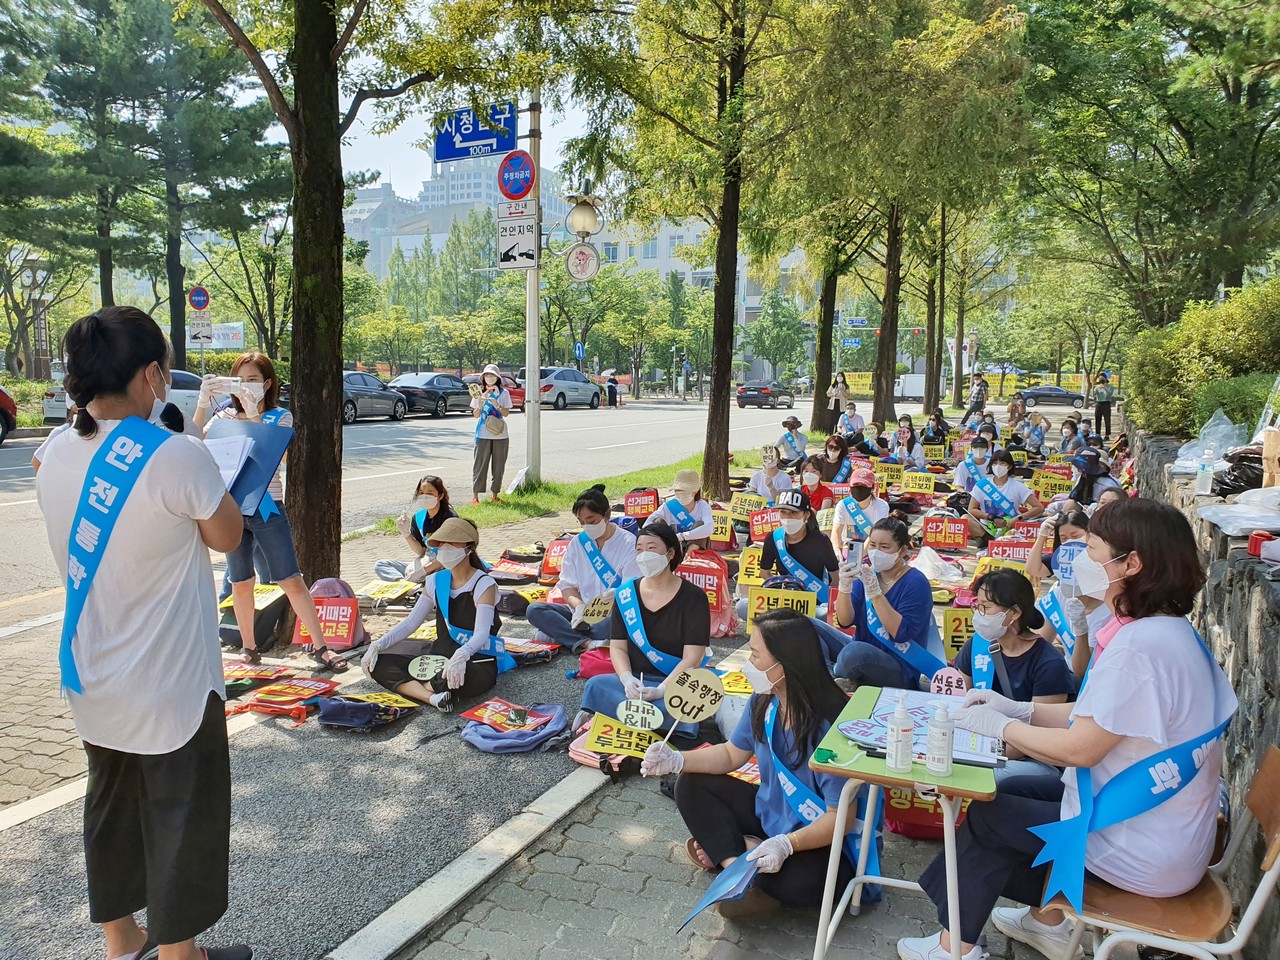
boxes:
[204,418,294,517]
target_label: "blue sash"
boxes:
[781,432,802,459]
[765,701,883,900]
[833,458,852,484]
[960,456,982,492]
[864,591,946,679]
[616,580,710,674]
[771,528,828,603]
[972,473,1018,519]
[578,532,622,591]
[256,407,287,520]
[970,635,997,690]
[1036,588,1075,656]
[475,396,503,440]
[60,417,172,694]
[663,497,697,533]
[413,510,439,561]
[1030,624,1235,912]
[840,497,873,539]
[433,570,516,673]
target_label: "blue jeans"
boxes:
[807,617,853,669]
[996,756,1060,784]
[219,543,272,602]
[226,509,301,584]
[581,673,698,736]
[527,601,612,653]
[834,640,912,689]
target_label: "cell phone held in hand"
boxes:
[845,541,864,567]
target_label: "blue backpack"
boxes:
[461,703,569,753]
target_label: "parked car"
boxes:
[1022,384,1085,409]
[44,368,205,425]
[518,366,600,409]
[343,370,406,423]
[736,380,795,409]
[388,372,471,417]
[0,384,16,446]
[462,372,526,412]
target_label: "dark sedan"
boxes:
[736,379,796,409]
[388,372,473,418]
[1022,384,1086,409]
[462,373,526,412]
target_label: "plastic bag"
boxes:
[910,546,966,584]
[1173,409,1248,475]
[1197,503,1280,537]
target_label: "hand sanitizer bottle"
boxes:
[926,701,955,777]
[885,694,914,774]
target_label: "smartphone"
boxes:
[845,541,864,567]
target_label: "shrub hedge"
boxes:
[190,351,291,384]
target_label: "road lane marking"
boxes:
[0,611,63,640]
[0,589,60,611]
[586,441,648,451]
[342,468,430,484]
[0,499,36,508]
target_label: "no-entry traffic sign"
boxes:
[498,150,536,201]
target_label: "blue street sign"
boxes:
[852,337,862,347]
[683,360,692,373]
[574,341,586,361]
[847,316,868,327]
[841,337,857,348]
[433,102,517,162]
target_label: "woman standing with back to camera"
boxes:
[36,307,253,960]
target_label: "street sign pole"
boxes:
[524,91,542,485]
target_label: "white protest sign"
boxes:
[408,655,449,681]
[617,699,663,730]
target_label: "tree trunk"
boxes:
[926,205,946,413]
[700,6,746,501]
[166,175,187,370]
[922,272,937,416]
[810,269,837,433]
[872,202,902,425]
[96,187,115,307]
[952,294,967,409]
[286,0,344,583]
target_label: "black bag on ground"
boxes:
[218,587,289,651]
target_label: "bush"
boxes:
[1191,372,1277,435]
[193,351,291,384]
[1125,280,1280,436]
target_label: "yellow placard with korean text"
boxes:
[738,544,765,587]
[816,507,836,532]
[942,607,974,660]
[722,671,754,696]
[584,712,658,759]
[1033,471,1074,500]
[746,587,817,628]
[219,583,284,612]
[710,509,733,546]
[844,372,873,395]
[1047,454,1070,465]
[972,555,1027,580]
[730,491,767,522]
[580,593,616,625]
[900,471,936,495]
[923,444,946,462]
[1010,449,1028,466]
[874,462,904,487]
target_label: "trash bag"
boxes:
[1176,409,1248,467]
[910,546,966,584]
[1212,445,1263,496]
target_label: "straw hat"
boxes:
[427,517,480,546]
[671,469,701,493]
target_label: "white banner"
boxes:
[187,322,245,350]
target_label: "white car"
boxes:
[517,366,601,409]
[44,368,205,424]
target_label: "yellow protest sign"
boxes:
[1033,471,1074,500]
[344,691,420,710]
[845,372,873,395]
[580,593,615,626]
[585,712,657,758]
[942,608,974,660]
[730,491,767,522]
[356,579,418,606]
[219,583,284,612]
[1047,454,1070,465]
[1010,449,1028,466]
[1000,426,1013,440]
[664,668,726,724]
[923,444,946,462]
[874,462,904,487]
[721,671,754,696]
[409,621,438,641]
[738,545,765,587]
[815,507,836,533]
[710,509,733,546]
[972,555,1026,579]
[900,471,936,495]
[746,587,817,628]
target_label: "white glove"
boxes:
[640,740,685,777]
[963,687,1035,723]
[838,560,859,594]
[569,603,588,629]
[1039,516,1056,539]
[236,385,261,414]
[405,556,428,584]
[953,704,1015,739]
[395,512,413,536]
[746,834,794,874]
[199,374,220,404]
[860,564,882,600]
[361,645,380,676]
[1064,596,1089,636]
[640,683,666,702]
[444,650,469,689]
[622,673,643,700]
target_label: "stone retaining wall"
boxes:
[1131,430,1279,957]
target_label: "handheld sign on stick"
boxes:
[660,667,726,746]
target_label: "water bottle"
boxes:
[885,694,915,774]
[925,701,955,778]
[1195,447,1215,495]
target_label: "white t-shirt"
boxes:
[777,431,807,460]
[471,389,513,441]
[837,412,865,434]
[558,526,642,601]
[952,457,991,492]
[747,469,793,501]
[1062,616,1237,896]
[36,421,227,754]
[833,495,889,541]
[893,441,926,468]
[649,498,714,540]
[971,476,1033,515]
[214,406,293,500]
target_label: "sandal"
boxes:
[685,837,716,872]
[239,646,262,665]
[308,646,349,673]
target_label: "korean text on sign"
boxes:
[584,713,658,759]
[922,516,968,552]
[746,586,817,628]
[730,491,767,522]
[293,597,359,649]
[738,545,765,587]
[625,490,660,518]
[749,507,782,542]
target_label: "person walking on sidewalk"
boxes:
[471,364,512,505]
[36,306,254,960]
[961,372,989,425]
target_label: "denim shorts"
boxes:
[226,509,301,584]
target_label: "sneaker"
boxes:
[991,906,1083,960]
[430,691,454,713]
[471,498,480,506]
[715,885,779,920]
[898,932,986,960]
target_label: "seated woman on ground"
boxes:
[797,456,837,511]
[952,437,992,493]
[575,524,709,734]
[955,569,1074,781]
[1085,485,1126,518]
[361,517,511,712]
[829,466,889,555]
[648,469,715,551]
[639,610,870,918]
[899,498,1238,960]
[735,490,838,623]
[836,400,865,440]
[966,450,1044,542]
[746,446,793,504]
[921,412,947,446]
[817,434,853,484]
[1062,449,1123,513]
[891,416,927,470]
[374,474,457,582]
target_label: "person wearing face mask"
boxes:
[746,446,793,504]
[1058,417,1085,454]
[470,363,512,505]
[966,450,1044,541]
[735,490,838,621]
[892,417,927,470]
[575,525,710,732]
[1025,414,1049,457]
[902,498,1238,960]
[202,352,348,672]
[374,475,458,582]
[1028,512,1113,682]
[526,485,642,653]
[1063,449,1122,510]
[976,422,1002,454]
[361,518,513,711]
[952,437,992,493]
[1086,486,1126,518]
[640,610,875,916]
[797,456,836,510]
[1006,391,1027,426]
[830,467,889,553]
[777,416,808,469]
[830,518,938,690]
[826,373,852,433]
[817,435,853,484]
[921,414,947,445]
[960,372,989,425]
[956,570,1073,782]
[648,470,714,549]
[836,399,865,440]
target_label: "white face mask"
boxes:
[992,464,1010,478]
[1074,550,1129,599]
[675,491,695,507]
[635,551,669,578]
[416,495,440,511]
[1062,430,1072,438]
[1071,468,1082,482]
[867,548,898,572]
[436,544,469,569]
[972,609,1009,641]
[741,659,782,696]
[243,381,266,402]
[971,450,988,463]
[148,366,172,422]
[825,450,838,461]
[802,472,820,487]
[582,520,609,540]
[782,517,806,535]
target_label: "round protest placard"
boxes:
[408,655,449,681]
[664,668,726,725]
[617,699,663,730]
[579,592,615,625]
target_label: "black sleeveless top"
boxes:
[430,571,502,659]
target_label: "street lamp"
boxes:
[20,256,51,381]
[562,188,604,283]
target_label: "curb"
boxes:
[9,426,54,440]
[323,768,608,960]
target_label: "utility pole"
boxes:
[524,92,542,484]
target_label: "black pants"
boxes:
[371,652,498,700]
[919,773,1065,944]
[1094,402,1111,437]
[675,772,853,908]
[962,402,985,424]
[83,692,230,944]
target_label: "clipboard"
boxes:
[205,418,294,517]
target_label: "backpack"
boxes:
[610,516,641,537]
[572,646,616,679]
[502,542,546,564]
[677,548,739,638]
[308,578,369,651]
[568,722,643,781]
[460,703,569,753]
[318,693,417,732]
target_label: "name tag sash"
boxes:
[864,593,946,679]
[771,528,828,603]
[1031,624,1236,913]
[60,417,172,694]
[433,570,516,673]
[782,432,802,459]
[616,580,710,674]
[578,531,622,591]
[973,473,1018,519]
[833,458,852,484]
[840,497,873,538]
[664,497,697,533]
[970,635,997,690]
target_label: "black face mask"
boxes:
[849,485,872,501]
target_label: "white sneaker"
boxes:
[991,906,1083,960]
[897,932,987,960]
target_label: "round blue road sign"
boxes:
[188,286,210,310]
[498,150,536,201]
